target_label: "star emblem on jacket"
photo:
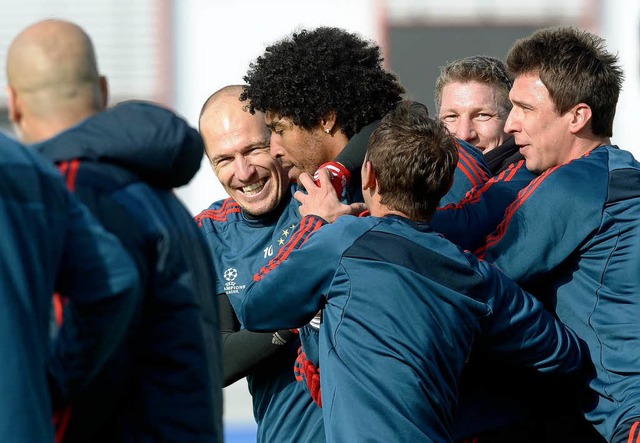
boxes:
[276,223,298,247]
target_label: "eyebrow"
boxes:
[510,99,530,109]
[266,117,288,132]
[210,142,270,163]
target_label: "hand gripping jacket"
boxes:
[234,214,585,442]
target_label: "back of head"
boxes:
[434,55,512,116]
[368,101,458,221]
[506,26,623,137]
[7,19,105,138]
[241,26,405,138]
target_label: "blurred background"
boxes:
[0,1,637,441]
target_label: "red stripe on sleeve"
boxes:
[457,141,490,184]
[194,198,242,226]
[475,165,559,257]
[438,160,527,211]
[628,421,640,443]
[457,161,479,188]
[66,159,80,192]
[53,405,73,443]
[58,161,69,177]
[253,216,324,281]
[56,160,81,193]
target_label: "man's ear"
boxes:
[569,103,592,134]
[6,86,21,124]
[321,112,337,134]
[362,160,377,191]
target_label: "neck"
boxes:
[566,134,610,163]
[368,203,409,220]
[22,108,98,143]
[326,132,350,163]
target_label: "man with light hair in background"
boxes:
[435,55,522,173]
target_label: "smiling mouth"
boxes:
[241,178,267,196]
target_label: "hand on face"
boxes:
[294,170,366,223]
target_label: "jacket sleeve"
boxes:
[440,140,491,206]
[431,160,536,251]
[232,215,340,331]
[48,193,141,402]
[475,162,606,285]
[219,292,297,386]
[479,259,585,373]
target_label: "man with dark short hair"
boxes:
[474,26,640,442]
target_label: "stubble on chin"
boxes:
[288,166,303,181]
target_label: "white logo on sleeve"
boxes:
[224,268,238,282]
[223,267,245,294]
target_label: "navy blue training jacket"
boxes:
[196,187,324,443]
[234,214,585,442]
[0,132,139,442]
[34,101,223,443]
[478,146,640,441]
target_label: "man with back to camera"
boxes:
[231,101,587,442]
[196,85,325,442]
[6,18,222,442]
[0,131,140,441]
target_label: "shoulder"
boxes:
[195,198,242,229]
[534,150,610,196]
[454,139,491,185]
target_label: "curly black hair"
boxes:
[241,27,405,139]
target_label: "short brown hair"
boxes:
[367,101,458,221]
[506,26,623,137]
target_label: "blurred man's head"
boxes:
[435,55,512,153]
[6,19,108,143]
[199,85,289,217]
[241,26,404,178]
[364,101,458,221]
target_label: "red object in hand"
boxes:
[312,162,351,198]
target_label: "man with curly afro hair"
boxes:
[242,27,490,206]
[241,26,404,200]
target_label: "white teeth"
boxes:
[242,179,266,196]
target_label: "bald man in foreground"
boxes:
[6,19,223,442]
[196,85,325,443]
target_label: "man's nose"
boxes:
[455,117,477,142]
[270,133,285,158]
